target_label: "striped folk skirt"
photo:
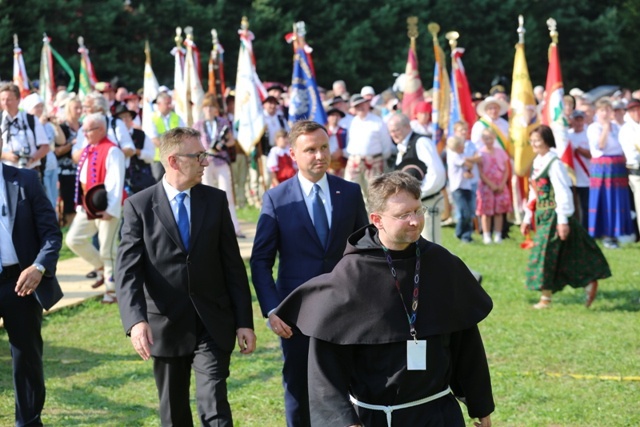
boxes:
[588,155,634,238]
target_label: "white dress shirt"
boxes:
[0,163,19,265]
[396,133,446,199]
[618,119,640,169]
[568,129,591,187]
[524,152,574,225]
[345,112,392,158]
[1,110,49,169]
[162,177,192,224]
[297,172,332,228]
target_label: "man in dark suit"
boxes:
[116,127,256,427]
[0,144,62,426]
[250,120,368,427]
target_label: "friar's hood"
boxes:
[275,224,493,345]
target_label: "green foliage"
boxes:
[0,1,639,103]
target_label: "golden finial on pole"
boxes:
[445,31,459,50]
[211,28,218,51]
[517,15,526,44]
[427,22,440,41]
[184,26,193,42]
[13,33,19,48]
[547,18,558,44]
[175,27,183,48]
[144,40,151,64]
[241,16,249,31]
[407,17,418,40]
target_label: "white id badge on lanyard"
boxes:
[407,340,427,370]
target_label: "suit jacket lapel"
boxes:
[151,183,187,252]
[292,178,324,249]
[3,166,19,233]
[189,185,206,250]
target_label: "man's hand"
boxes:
[130,321,154,360]
[557,223,570,241]
[15,265,44,297]
[236,328,256,354]
[268,313,293,339]
[474,415,491,427]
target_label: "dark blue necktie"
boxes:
[176,192,190,251]
[312,184,329,248]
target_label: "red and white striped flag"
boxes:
[13,34,30,98]
[542,20,574,180]
[400,37,424,120]
[39,34,56,114]
[449,47,476,136]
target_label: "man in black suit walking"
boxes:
[0,136,62,426]
[116,127,255,426]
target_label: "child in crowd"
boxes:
[446,135,477,242]
[476,128,512,244]
[266,129,297,187]
[453,121,480,223]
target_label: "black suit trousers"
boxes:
[0,273,45,427]
[152,318,233,427]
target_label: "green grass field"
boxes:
[1,215,639,426]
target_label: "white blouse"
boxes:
[523,151,574,225]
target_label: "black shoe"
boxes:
[86,270,97,279]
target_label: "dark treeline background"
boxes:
[1,0,639,96]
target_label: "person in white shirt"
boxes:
[65,113,125,304]
[521,125,610,309]
[586,98,634,248]
[345,94,393,201]
[0,84,49,171]
[446,136,476,242]
[618,98,640,236]
[568,110,591,230]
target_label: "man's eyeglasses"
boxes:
[175,152,208,162]
[379,206,427,222]
[83,127,100,134]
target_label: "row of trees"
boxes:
[1,0,639,96]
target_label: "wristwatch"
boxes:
[33,263,46,275]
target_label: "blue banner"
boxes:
[288,49,327,124]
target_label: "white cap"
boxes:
[20,93,44,113]
[360,86,375,97]
[569,88,584,97]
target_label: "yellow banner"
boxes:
[509,43,539,177]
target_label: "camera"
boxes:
[14,147,31,168]
[211,125,230,152]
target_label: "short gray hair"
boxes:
[159,127,201,167]
[83,112,107,130]
[85,92,109,114]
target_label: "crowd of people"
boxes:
[1,72,638,426]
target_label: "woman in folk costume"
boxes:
[586,98,634,249]
[521,125,611,309]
